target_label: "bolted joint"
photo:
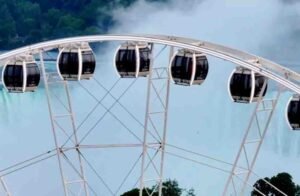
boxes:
[75,144,80,152]
[58,148,64,153]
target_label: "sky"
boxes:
[109,0,300,193]
[0,0,300,195]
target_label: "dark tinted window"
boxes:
[194,56,209,81]
[254,75,267,97]
[4,64,23,89]
[82,51,96,74]
[139,47,151,72]
[288,100,300,129]
[171,55,193,82]
[116,49,137,74]
[59,52,79,76]
[230,73,252,98]
[26,63,40,87]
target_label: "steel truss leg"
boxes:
[39,52,89,196]
[0,177,11,196]
[139,47,173,196]
[223,82,282,196]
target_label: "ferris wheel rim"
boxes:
[0,34,299,94]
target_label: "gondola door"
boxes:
[25,63,40,91]
[286,95,300,130]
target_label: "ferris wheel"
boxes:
[0,34,299,196]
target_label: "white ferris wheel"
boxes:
[0,34,299,196]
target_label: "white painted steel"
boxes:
[113,45,123,78]
[0,34,300,94]
[285,95,295,130]
[1,34,298,196]
[285,94,300,130]
[0,177,11,196]
[39,52,69,196]
[139,48,172,196]
[191,53,196,85]
[158,47,173,196]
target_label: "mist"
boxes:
[109,0,300,194]
[0,0,300,195]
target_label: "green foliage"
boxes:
[296,186,300,196]
[0,3,16,42]
[185,188,196,196]
[121,179,195,196]
[152,180,182,196]
[121,188,152,196]
[0,0,167,49]
[119,0,139,7]
[252,172,300,196]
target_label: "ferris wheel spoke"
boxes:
[60,78,121,148]
[150,82,167,108]
[93,77,161,143]
[0,177,10,196]
[76,78,121,131]
[114,153,143,195]
[50,89,70,112]
[76,151,114,196]
[61,152,99,196]
[54,120,77,146]
[133,149,160,189]
[0,149,56,174]
[0,152,57,178]
[165,143,247,170]
[77,79,143,144]
[158,143,287,196]
[153,45,167,60]
[148,146,231,173]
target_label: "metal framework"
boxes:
[223,81,286,196]
[0,177,10,196]
[1,35,300,94]
[39,52,90,196]
[0,34,299,195]
[139,47,173,196]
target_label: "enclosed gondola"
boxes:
[57,42,96,81]
[170,49,209,86]
[286,94,300,130]
[2,55,40,93]
[114,42,152,78]
[228,67,268,103]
